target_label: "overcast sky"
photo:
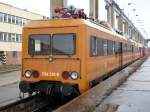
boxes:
[0,0,149,39]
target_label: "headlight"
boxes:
[71,72,78,80]
[24,71,32,78]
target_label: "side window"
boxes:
[131,45,134,52]
[97,38,104,56]
[126,44,129,52]
[139,47,141,53]
[114,41,120,54]
[113,41,115,54]
[127,45,131,52]
[90,36,97,56]
[129,45,132,52]
[90,37,115,56]
[130,45,132,52]
[123,44,127,52]
[103,40,108,56]
[138,47,140,52]
[107,40,113,55]
[134,46,136,53]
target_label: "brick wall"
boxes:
[6,51,21,65]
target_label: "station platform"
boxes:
[0,71,20,107]
[95,57,150,112]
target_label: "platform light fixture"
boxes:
[128,3,132,5]
[133,9,136,11]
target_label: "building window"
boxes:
[16,34,22,42]
[18,34,22,42]
[3,32,7,41]
[12,51,17,57]
[16,17,19,24]
[0,32,3,40]
[4,14,7,22]
[11,34,16,42]
[18,17,22,25]
[0,12,30,26]
[8,33,11,41]
[0,13,4,22]
[0,32,22,42]
[8,15,12,23]
[22,19,28,25]
[16,37,19,42]
[12,16,16,24]
[16,34,19,42]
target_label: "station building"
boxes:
[0,2,45,65]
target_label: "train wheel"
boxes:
[72,88,80,97]
[61,88,80,104]
[47,92,62,107]
[19,91,25,99]
[28,91,33,97]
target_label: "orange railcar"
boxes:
[19,19,142,96]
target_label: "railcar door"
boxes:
[119,42,123,67]
[115,41,122,68]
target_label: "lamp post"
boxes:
[133,9,136,11]
[121,3,132,21]
[89,0,99,19]
[121,2,132,12]
[123,4,145,42]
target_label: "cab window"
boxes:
[29,34,76,56]
[29,34,50,55]
[52,34,76,55]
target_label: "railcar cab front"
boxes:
[19,20,87,96]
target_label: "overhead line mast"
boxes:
[50,0,67,18]
[50,0,99,19]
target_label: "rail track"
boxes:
[0,92,71,112]
[0,94,55,112]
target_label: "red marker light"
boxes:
[32,71,39,78]
[62,71,70,80]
